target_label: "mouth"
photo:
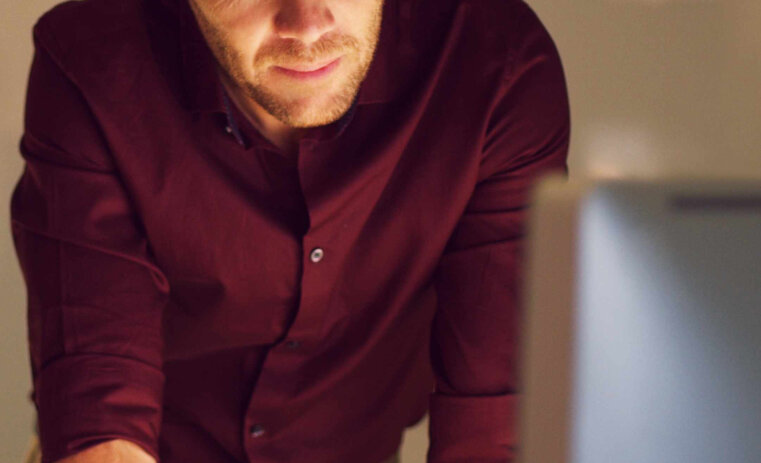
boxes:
[272,56,343,80]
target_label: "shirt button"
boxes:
[225,125,233,134]
[285,339,301,350]
[309,247,324,263]
[249,424,266,438]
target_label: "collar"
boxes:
[159,0,413,114]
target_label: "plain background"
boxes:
[2,0,760,461]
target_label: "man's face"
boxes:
[188,0,384,129]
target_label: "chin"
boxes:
[281,104,348,128]
[273,88,358,128]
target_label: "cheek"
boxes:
[226,30,268,68]
[213,0,272,48]
[335,6,373,35]
[224,5,267,31]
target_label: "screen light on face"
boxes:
[189,0,384,128]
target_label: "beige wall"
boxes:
[1,2,56,460]
[528,0,761,180]
[2,0,759,462]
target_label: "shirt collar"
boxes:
[160,0,412,114]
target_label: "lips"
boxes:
[272,56,342,80]
[278,57,340,72]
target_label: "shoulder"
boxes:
[31,0,160,88]
[461,0,561,78]
[33,0,147,50]
[463,0,551,40]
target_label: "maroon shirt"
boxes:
[10,0,569,461]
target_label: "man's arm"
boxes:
[426,3,570,462]
[55,440,156,463]
[11,14,168,463]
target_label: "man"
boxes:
[10,0,570,461]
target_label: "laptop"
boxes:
[518,174,761,463]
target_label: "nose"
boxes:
[274,0,336,46]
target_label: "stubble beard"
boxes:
[191,1,384,128]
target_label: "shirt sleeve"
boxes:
[426,4,570,462]
[9,18,169,463]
